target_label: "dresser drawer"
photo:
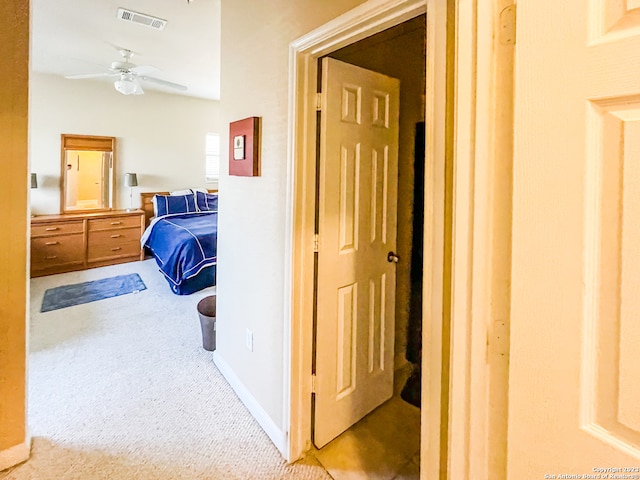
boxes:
[88,227,141,245]
[87,228,141,262]
[87,240,141,262]
[88,215,141,231]
[31,234,84,269]
[32,220,83,237]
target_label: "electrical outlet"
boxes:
[245,328,253,352]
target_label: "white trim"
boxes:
[284,0,450,474]
[420,1,448,479]
[213,352,287,456]
[464,1,492,478]
[0,438,31,472]
[446,1,514,478]
[447,0,477,476]
[290,0,428,55]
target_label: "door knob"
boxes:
[387,251,400,263]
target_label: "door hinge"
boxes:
[313,233,319,253]
[311,374,317,393]
[499,4,516,46]
[316,92,323,111]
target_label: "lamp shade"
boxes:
[30,173,38,189]
[124,173,138,187]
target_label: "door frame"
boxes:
[284,0,506,478]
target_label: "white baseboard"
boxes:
[213,351,288,456]
[0,437,31,472]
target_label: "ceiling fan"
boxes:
[64,49,187,96]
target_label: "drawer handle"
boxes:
[45,241,59,246]
[110,234,122,238]
[110,221,122,225]
[111,247,122,251]
[45,255,58,260]
[45,227,59,231]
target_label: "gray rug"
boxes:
[40,273,146,312]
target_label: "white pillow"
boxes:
[170,189,193,196]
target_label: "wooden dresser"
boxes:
[31,210,145,277]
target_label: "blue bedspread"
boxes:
[142,212,217,291]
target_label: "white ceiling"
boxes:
[30,0,221,100]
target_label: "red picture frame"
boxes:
[229,117,261,177]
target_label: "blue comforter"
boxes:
[141,211,217,289]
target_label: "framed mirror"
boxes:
[61,134,115,213]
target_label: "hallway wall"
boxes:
[215,0,367,449]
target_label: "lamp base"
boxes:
[127,187,134,212]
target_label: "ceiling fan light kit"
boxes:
[114,74,142,95]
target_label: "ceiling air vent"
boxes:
[117,8,167,31]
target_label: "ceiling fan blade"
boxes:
[65,72,117,80]
[139,75,187,91]
[130,65,158,75]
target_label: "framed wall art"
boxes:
[229,116,261,177]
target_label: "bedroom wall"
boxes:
[215,0,367,442]
[29,73,222,215]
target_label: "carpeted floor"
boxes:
[1,259,330,480]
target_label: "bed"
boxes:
[140,190,218,295]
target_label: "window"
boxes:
[205,133,220,183]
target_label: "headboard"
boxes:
[140,190,218,229]
[140,191,169,229]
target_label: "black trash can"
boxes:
[197,295,216,351]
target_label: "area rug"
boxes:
[40,273,147,312]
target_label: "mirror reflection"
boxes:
[64,150,112,211]
[61,134,115,213]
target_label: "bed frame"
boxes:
[140,190,218,228]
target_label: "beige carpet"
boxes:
[1,259,330,480]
